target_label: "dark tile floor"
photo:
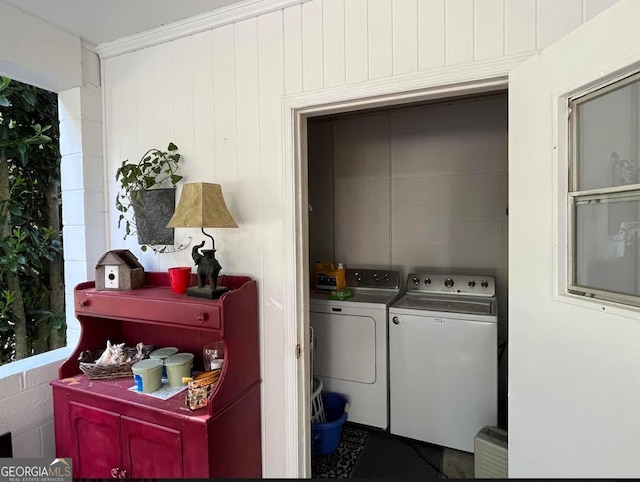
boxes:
[312,423,452,479]
[348,426,445,479]
[312,402,507,478]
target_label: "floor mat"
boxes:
[311,425,370,478]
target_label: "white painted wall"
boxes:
[103,0,614,477]
[100,0,621,477]
[0,8,102,460]
[509,0,640,476]
[0,358,64,457]
[59,46,106,350]
[0,0,627,470]
[0,0,626,477]
[0,1,82,91]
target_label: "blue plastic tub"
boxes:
[311,392,349,455]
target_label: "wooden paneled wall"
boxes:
[102,0,620,476]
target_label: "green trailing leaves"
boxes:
[115,143,184,253]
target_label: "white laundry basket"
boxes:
[311,376,325,423]
[310,326,326,423]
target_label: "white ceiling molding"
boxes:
[96,0,310,59]
[80,40,98,54]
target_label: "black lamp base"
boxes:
[186,285,230,300]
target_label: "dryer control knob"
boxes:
[412,277,420,285]
[384,274,390,282]
[444,278,454,288]
[468,281,476,288]
[373,273,380,281]
[481,280,489,288]
[392,316,400,325]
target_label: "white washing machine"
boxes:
[389,273,497,453]
[310,268,402,429]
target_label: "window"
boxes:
[569,72,640,307]
[0,77,65,365]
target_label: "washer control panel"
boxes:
[406,273,495,297]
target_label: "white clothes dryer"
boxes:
[389,273,498,453]
[310,268,402,429]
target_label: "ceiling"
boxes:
[1,0,249,45]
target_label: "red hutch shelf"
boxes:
[50,273,261,479]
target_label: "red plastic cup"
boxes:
[168,267,192,294]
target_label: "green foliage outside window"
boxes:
[0,76,65,365]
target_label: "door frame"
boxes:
[281,51,532,478]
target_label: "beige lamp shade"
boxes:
[167,182,238,228]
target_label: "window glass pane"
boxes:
[576,79,640,191]
[575,198,640,295]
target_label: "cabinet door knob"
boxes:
[197,313,206,323]
[111,468,127,479]
[77,300,87,307]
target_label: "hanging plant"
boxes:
[115,142,189,253]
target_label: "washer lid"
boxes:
[393,294,495,315]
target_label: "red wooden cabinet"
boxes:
[68,402,122,477]
[51,273,261,479]
[120,416,183,479]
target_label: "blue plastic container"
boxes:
[311,392,349,455]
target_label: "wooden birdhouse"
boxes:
[95,249,145,291]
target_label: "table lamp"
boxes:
[166,182,238,299]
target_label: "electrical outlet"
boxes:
[105,266,119,289]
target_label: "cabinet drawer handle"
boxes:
[111,468,127,479]
[78,300,88,307]
[197,312,206,323]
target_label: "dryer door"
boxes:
[310,312,376,384]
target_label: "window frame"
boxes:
[567,70,640,307]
